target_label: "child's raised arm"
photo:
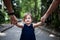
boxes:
[33,21,43,28]
[10,15,23,28]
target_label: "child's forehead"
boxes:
[25,15,31,18]
[23,13,32,19]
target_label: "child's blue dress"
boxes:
[20,24,36,40]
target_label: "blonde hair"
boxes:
[23,12,32,21]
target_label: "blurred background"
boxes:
[0,0,60,40]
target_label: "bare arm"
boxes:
[44,0,59,18]
[10,15,23,28]
[41,0,59,23]
[33,0,59,28]
[3,0,23,28]
[3,0,14,13]
[33,21,43,28]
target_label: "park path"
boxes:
[0,25,60,40]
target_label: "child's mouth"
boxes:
[27,21,29,22]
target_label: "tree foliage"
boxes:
[12,0,41,22]
[0,0,60,31]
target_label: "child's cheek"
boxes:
[25,19,27,22]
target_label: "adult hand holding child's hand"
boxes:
[40,15,47,23]
[10,15,18,25]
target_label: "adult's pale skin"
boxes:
[41,0,60,23]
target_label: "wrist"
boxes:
[44,14,48,18]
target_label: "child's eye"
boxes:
[28,18,30,19]
[28,18,31,19]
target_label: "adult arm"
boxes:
[3,0,14,13]
[41,0,60,23]
[10,15,23,28]
[3,0,23,28]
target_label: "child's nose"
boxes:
[27,19,29,20]
[27,18,29,20]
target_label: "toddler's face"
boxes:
[24,15,32,24]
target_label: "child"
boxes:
[9,12,43,40]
